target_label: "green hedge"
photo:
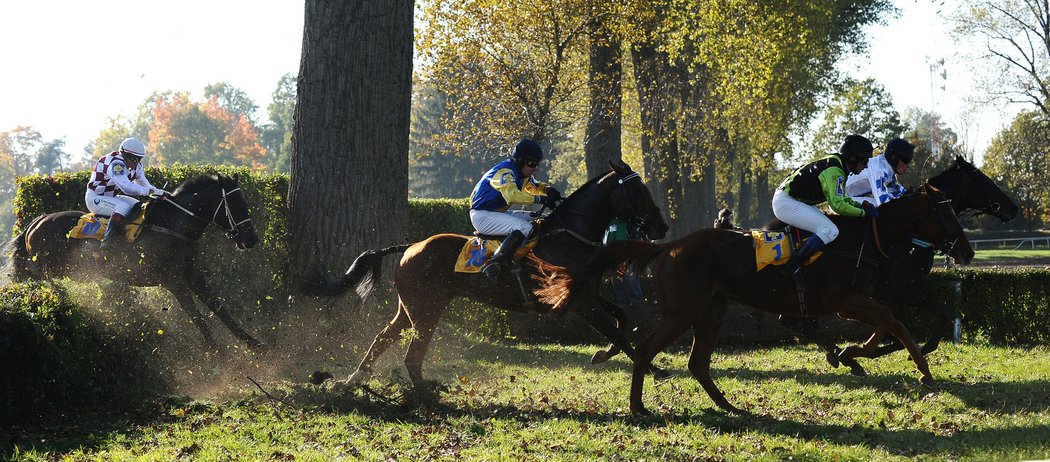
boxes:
[931,268,1050,344]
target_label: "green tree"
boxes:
[148,92,267,170]
[807,78,906,159]
[261,74,296,173]
[954,0,1050,115]
[983,111,1050,230]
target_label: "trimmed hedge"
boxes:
[933,268,1050,345]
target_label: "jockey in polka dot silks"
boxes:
[85,137,169,249]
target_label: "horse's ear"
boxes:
[609,158,631,175]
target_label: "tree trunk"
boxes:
[632,45,681,237]
[289,0,414,286]
[585,16,622,178]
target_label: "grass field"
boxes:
[969,246,1050,267]
[5,337,1049,461]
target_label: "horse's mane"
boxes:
[171,174,231,196]
[558,170,616,207]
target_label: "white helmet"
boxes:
[119,137,147,159]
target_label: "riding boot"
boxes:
[481,230,526,282]
[100,213,126,249]
[780,234,825,277]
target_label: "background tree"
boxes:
[408,79,489,198]
[148,92,268,169]
[953,0,1050,116]
[0,126,70,233]
[205,82,260,125]
[584,2,625,179]
[261,74,297,173]
[807,78,907,156]
[983,110,1050,230]
[289,0,414,285]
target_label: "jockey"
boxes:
[85,137,168,249]
[773,134,877,276]
[469,138,561,281]
[845,137,914,206]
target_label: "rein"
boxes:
[148,186,252,242]
[537,170,653,248]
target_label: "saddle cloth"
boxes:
[66,208,148,242]
[750,230,822,271]
[454,237,540,273]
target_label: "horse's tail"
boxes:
[302,244,412,300]
[534,240,667,310]
[3,215,45,282]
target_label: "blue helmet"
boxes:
[885,138,916,165]
[511,138,543,161]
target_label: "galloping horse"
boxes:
[6,174,263,350]
[538,184,973,414]
[310,160,668,387]
[777,156,1017,375]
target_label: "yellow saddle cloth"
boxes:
[454,237,540,273]
[750,230,822,271]
[67,209,148,242]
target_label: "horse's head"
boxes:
[170,174,259,249]
[606,159,668,240]
[914,184,974,265]
[929,156,1018,222]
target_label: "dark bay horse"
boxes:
[310,160,668,387]
[778,156,1017,375]
[537,185,973,414]
[6,174,263,350]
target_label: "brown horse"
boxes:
[5,174,262,350]
[308,160,669,388]
[537,184,973,414]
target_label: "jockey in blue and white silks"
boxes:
[845,137,915,207]
[469,138,560,281]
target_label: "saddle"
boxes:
[750,227,823,271]
[454,234,539,273]
[66,203,148,243]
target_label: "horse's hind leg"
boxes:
[188,273,263,349]
[403,299,448,388]
[576,295,669,380]
[167,287,221,350]
[687,296,740,413]
[348,298,413,384]
[590,297,627,364]
[835,293,934,385]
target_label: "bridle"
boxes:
[933,162,1004,220]
[616,172,661,240]
[159,185,253,240]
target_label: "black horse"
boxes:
[304,160,669,387]
[6,174,263,350]
[773,156,1018,375]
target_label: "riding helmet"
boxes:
[884,138,916,165]
[119,137,147,160]
[839,134,874,159]
[511,138,544,161]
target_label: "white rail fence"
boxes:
[969,236,1050,250]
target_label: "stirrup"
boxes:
[481,262,501,282]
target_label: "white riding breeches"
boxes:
[470,209,534,236]
[85,190,138,217]
[772,189,839,244]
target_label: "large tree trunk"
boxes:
[632,45,681,236]
[585,14,622,178]
[289,0,414,286]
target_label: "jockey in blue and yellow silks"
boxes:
[469,138,561,281]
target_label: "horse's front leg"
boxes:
[590,296,628,364]
[187,272,263,350]
[572,293,669,380]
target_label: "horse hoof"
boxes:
[247,339,265,351]
[848,365,867,377]
[652,368,672,382]
[591,350,610,364]
[347,369,371,385]
[327,379,354,395]
[920,376,937,389]
[825,351,841,368]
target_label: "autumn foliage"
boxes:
[148,93,267,171]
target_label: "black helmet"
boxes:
[839,134,874,159]
[511,138,543,161]
[885,138,916,165]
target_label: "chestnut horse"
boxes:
[537,184,973,414]
[310,160,669,387]
[6,174,262,350]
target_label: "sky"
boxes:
[0,0,1022,166]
